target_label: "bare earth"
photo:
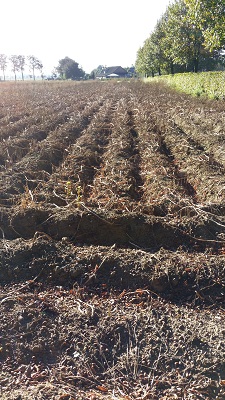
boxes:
[0,80,224,399]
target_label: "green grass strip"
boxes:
[146,71,225,100]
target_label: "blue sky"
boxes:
[1,0,171,75]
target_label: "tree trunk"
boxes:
[170,62,174,75]
[193,58,199,73]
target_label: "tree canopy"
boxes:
[184,0,225,50]
[135,0,225,76]
[56,57,85,80]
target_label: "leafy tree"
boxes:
[0,54,7,81]
[135,0,224,76]
[136,38,158,77]
[27,55,43,80]
[56,57,85,80]
[10,55,20,81]
[89,70,95,79]
[135,46,147,77]
[158,7,178,74]
[89,65,105,79]
[136,0,213,75]
[184,0,225,50]
[165,0,206,73]
[150,17,168,75]
[136,12,177,76]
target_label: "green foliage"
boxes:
[135,0,225,78]
[184,0,225,50]
[147,71,225,99]
[135,42,155,77]
[135,18,168,77]
[56,57,85,80]
[165,0,207,72]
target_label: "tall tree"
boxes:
[151,17,168,75]
[165,0,206,72]
[136,37,159,77]
[135,0,220,76]
[56,57,85,80]
[17,55,26,80]
[184,0,225,50]
[10,55,20,81]
[135,46,148,77]
[0,54,7,81]
[27,55,43,80]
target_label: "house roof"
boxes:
[96,66,127,78]
[105,66,127,75]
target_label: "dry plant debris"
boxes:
[0,80,224,399]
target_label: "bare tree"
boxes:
[0,54,7,81]
[27,55,43,80]
[17,55,26,80]
[10,55,20,81]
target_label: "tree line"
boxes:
[0,55,86,81]
[0,54,44,81]
[135,0,225,77]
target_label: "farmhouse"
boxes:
[96,66,127,79]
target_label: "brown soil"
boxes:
[0,80,224,399]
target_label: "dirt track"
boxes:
[0,80,224,399]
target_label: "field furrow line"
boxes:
[161,124,225,205]
[168,100,225,167]
[133,104,197,217]
[0,98,107,208]
[43,98,119,207]
[136,84,225,208]
[89,97,143,211]
[1,81,225,251]
[13,98,104,171]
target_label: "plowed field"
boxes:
[0,80,224,399]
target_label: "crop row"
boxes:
[1,80,225,247]
[1,81,224,210]
[134,83,225,206]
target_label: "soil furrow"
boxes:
[0,99,107,208]
[133,104,197,217]
[89,99,143,210]
[135,88,224,206]
[1,81,225,400]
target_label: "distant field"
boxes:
[147,70,225,99]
